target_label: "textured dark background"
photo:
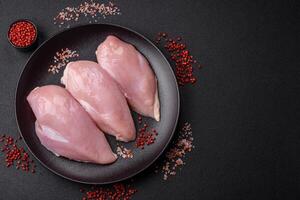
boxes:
[0,0,299,199]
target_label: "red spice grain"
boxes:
[135,117,158,149]
[0,134,36,173]
[155,32,200,86]
[81,183,137,200]
[8,21,36,47]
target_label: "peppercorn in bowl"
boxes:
[7,19,38,50]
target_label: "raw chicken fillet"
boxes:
[62,60,136,142]
[27,85,117,164]
[96,35,160,121]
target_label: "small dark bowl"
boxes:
[7,19,38,51]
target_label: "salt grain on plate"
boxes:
[116,145,134,159]
[48,48,79,74]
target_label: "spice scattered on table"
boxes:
[48,48,79,74]
[8,20,37,48]
[54,1,121,27]
[158,122,194,180]
[135,116,158,149]
[80,183,137,200]
[155,33,201,86]
[116,144,133,159]
[0,134,36,173]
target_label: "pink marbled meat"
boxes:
[96,35,160,121]
[61,60,136,142]
[27,85,117,164]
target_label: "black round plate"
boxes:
[15,24,179,184]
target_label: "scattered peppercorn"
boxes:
[81,183,137,200]
[8,21,37,48]
[0,134,36,173]
[135,117,158,149]
[155,32,200,86]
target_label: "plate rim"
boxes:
[15,23,180,184]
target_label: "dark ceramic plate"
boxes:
[15,24,179,184]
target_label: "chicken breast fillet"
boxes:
[27,85,117,164]
[61,61,136,142]
[96,35,160,121]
